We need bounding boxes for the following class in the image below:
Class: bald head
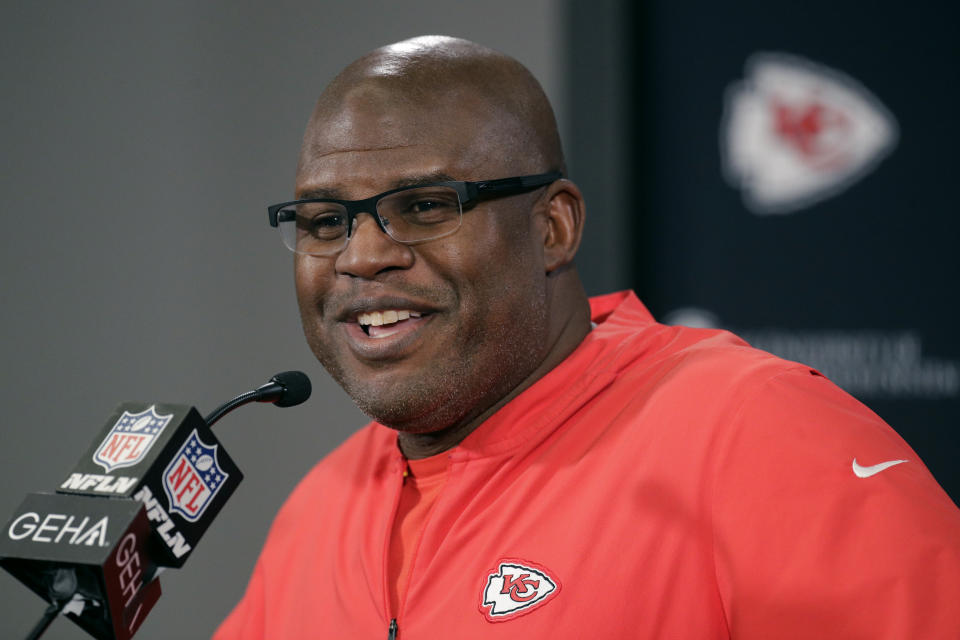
[299,36,565,179]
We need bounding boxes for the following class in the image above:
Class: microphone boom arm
[204,371,311,428]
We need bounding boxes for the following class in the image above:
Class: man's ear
[540,179,586,273]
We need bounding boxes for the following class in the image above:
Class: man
[216,36,960,638]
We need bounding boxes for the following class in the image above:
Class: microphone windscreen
[270,371,312,407]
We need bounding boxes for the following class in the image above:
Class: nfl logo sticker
[162,429,228,522]
[93,405,173,473]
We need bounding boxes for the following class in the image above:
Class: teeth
[358,310,422,326]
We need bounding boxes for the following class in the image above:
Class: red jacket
[216,291,960,639]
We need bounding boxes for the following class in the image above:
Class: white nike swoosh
[852,458,908,478]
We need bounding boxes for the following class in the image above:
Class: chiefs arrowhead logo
[721,52,898,215]
[480,559,561,622]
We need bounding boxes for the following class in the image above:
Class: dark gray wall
[565,0,634,296]
[0,3,574,638]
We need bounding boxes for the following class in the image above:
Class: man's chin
[342,377,477,435]
[355,394,458,433]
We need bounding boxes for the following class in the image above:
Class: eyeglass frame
[267,170,564,254]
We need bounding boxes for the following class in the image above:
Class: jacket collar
[374,291,656,461]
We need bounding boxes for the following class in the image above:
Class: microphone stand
[25,601,64,640]
[24,568,77,640]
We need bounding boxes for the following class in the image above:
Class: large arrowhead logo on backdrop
[721,52,898,215]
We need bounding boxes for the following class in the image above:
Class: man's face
[293,81,550,433]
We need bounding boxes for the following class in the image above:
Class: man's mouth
[357,309,424,338]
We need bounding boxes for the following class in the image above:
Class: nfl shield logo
[162,429,228,522]
[93,405,173,473]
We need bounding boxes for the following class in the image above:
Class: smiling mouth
[357,309,424,338]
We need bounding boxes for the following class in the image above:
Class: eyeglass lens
[276,185,464,255]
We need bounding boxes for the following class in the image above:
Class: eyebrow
[297,171,459,201]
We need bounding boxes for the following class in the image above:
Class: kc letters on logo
[93,405,173,473]
[162,429,228,522]
[480,559,560,622]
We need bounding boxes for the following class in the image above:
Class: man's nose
[334,212,414,279]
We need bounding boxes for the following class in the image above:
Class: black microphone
[257,370,313,407]
[204,370,312,426]
[0,371,312,640]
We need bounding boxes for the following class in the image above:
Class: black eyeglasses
[267,171,562,256]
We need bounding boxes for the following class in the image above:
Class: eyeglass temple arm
[467,171,563,204]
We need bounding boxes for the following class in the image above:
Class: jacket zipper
[383,460,406,637]
[385,453,454,639]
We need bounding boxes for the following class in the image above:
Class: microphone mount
[6,370,312,640]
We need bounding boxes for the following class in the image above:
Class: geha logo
[8,512,109,547]
[721,52,898,215]
[93,405,173,473]
[480,559,560,622]
[114,532,147,627]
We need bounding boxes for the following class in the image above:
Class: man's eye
[312,213,344,228]
[409,199,443,213]
[297,211,346,239]
[401,195,458,215]
[400,200,458,225]
[379,187,460,229]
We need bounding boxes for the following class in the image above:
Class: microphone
[256,370,313,407]
[0,371,312,640]
[204,370,312,426]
